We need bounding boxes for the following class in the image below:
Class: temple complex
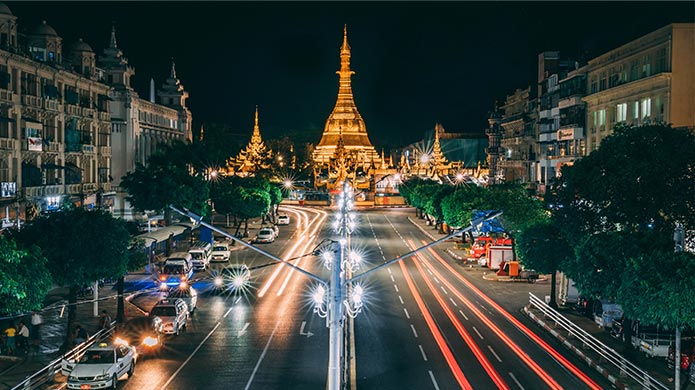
[229,106,273,175]
[313,26,381,190]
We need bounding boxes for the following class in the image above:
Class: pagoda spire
[170,58,177,79]
[110,22,117,49]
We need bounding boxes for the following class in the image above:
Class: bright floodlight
[352,284,364,305]
[213,276,223,287]
[348,251,362,265]
[232,275,246,288]
[312,285,326,306]
[455,172,464,182]
[210,170,218,178]
[420,154,430,163]
[283,179,292,189]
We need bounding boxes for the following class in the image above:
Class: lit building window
[617,103,627,122]
[598,109,606,126]
[633,101,640,119]
[641,98,651,118]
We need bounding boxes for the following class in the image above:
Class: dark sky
[7,1,695,149]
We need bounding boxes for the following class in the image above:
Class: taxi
[63,341,137,389]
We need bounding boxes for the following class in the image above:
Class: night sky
[7,2,695,149]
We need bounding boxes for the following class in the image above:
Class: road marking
[410,324,418,338]
[440,286,448,295]
[299,321,314,337]
[459,310,468,320]
[160,322,221,389]
[418,344,428,361]
[245,308,283,390]
[449,297,458,307]
[433,276,440,284]
[394,284,399,292]
[238,322,250,337]
[403,308,410,319]
[428,370,440,390]
[509,372,525,390]
[390,274,395,282]
[398,295,404,305]
[487,345,502,362]
[223,306,234,318]
[472,326,484,339]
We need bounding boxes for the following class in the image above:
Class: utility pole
[674,222,684,390]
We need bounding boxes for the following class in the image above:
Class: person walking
[3,322,17,355]
[99,310,112,330]
[73,325,88,345]
[30,311,43,354]
[17,321,29,353]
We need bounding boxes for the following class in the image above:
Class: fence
[527,292,669,390]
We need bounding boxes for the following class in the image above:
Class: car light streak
[407,241,509,390]
[397,260,473,390]
[423,242,603,390]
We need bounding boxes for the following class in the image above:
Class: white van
[211,242,231,262]
[188,242,212,271]
[149,298,188,336]
[160,252,194,287]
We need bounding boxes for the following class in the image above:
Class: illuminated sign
[27,137,42,151]
[1,182,16,197]
[557,128,575,141]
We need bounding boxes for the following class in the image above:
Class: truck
[468,235,512,264]
[486,244,514,270]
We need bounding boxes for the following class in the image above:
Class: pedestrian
[73,325,88,345]
[3,322,16,355]
[99,310,112,330]
[17,321,29,353]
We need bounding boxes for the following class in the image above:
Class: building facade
[583,23,695,152]
[0,4,113,224]
[499,87,538,184]
[99,27,192,220]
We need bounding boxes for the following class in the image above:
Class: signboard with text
[556,128,575,141]
[1,182,16,197]
[27,137,42,151]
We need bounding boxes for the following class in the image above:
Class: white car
[277,215,290,225]
[166,286,198,314]
[148,298,188,335]
[211,242,231,262]
[63,342,137,389]
[256,228,275,243]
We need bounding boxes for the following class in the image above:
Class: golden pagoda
[229,105,273,175]
[313,25,380,167]
[431,123,448,176]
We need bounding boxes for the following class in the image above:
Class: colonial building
[100,26,192,219]
[313,26,380,190]
[499,87,538,183]
[0,4,113,225]
[228,106,273,175]
[583,23,695,152]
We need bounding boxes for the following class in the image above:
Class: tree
[211,176,271,237]
[424,185,455,233]
[121,142,211,227]
[14,208,131,349]
[515,221,571,308]
[0,236,52,315]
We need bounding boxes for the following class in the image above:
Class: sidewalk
[405,212,678,390]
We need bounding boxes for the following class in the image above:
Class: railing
[65,104,80,116]
[10,324,115,390]
[98,111,110,121]
[44,98,60,111]
[0,137,15,150]
[81,144,95,154]
[99,146,111,156]
[83,183,97,192]
[66,184,81,194]
[21,95,42,108]
[45,142,62,153]
[527,293,669,390]
[23,185,62,197]
[0,88,14,102]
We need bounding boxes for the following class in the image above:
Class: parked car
[62,341,137,389]
[592,299,623,329]
[256,228,275,243]
[277,215,290,225]
[166,286,198,314]
[211,242,231,262]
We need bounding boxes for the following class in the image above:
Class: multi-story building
[0,4,113,224]
[583,23,695,152]
[499,87,538,183]
[99,26,192,220]
[535,51,585,193]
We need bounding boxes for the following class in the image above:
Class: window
[641,98,651,118]
[630,60,640,81]
[590,76,598,94]
[598,109,606,126]
[633,101,640,119]
[592,111,597,127]
[599,72,607,90]
[656,48,667,73]
[616,103,627,122]
[642,55,651,78]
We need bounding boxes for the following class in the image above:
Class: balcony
[44,142,63,153]
[66,184,81,194]
[558,96,583,109]
[21,95,42,108]
[44,99,60,111]
[81,144,95,154]
[24,184,62,198]
[65,104,80,116]
[82,107,95,118]
[98,112,110,121]
[0,89,14,102]
[0,137,15,150]
[83,183,98,192]
[99,146,111,156]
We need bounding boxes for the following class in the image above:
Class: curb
[523,306,630,390]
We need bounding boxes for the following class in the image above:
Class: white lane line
[394,284,399,292]
[160,322,221,389]
[403,308,410,319]
[440,286,448,295]
[238,322,250,337]
[388,267,392,274]
[223,306,234,318]
[398,295,404,305]
[509,372,525,390]
[418,344,428,361]
[433,276,440,284]
[472,326,484,340]
[390,274,395,282]
[428,370,440,390]
[458,310,469,320]
[244,311,284,390]
[410,324,418,338]
[427,268,434,276]
[449,297,458,307]
[487,345,502,362]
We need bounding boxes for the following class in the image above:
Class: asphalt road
[110,206,616,390]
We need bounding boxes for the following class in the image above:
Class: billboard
[1,182,16,197]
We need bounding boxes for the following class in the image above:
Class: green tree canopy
[0,236,52,315]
